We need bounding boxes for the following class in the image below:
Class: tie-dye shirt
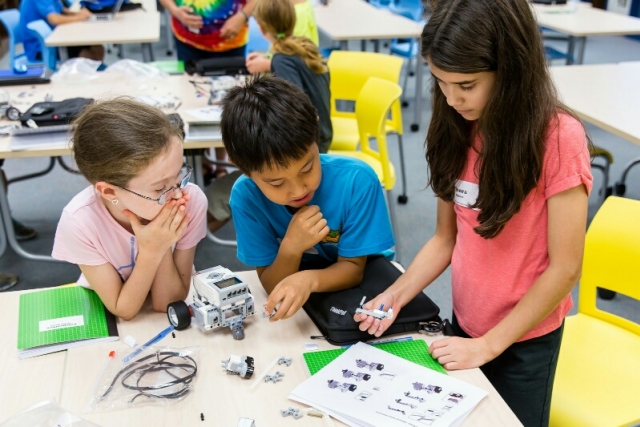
[172,0,248,52]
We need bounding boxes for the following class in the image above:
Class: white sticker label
[454,180,480,210]
[39,315,84,332]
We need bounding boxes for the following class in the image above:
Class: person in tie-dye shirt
[160,0,257,61]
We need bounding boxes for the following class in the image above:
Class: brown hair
[72,98,183,187]
[254,0,327,74]
[422,0,589,238]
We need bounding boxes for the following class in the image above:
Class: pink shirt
[52,183,208,288]
[451,113,593,341]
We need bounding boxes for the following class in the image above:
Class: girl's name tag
[454,180,480,210]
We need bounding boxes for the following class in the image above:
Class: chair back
[356,77,402,190]
[388,0,424,21]
[327,51,404,133]
[580,196,640,335]
[26,20,57,71]
[0,9,24,70]
[247,17,271,53]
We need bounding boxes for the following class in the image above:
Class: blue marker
[122,324,175,363]
[379,304,384,310]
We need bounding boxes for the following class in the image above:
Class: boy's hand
[246,53,271,74]
[76,8,92,20]
[263,270,316,321]
[123,199,190,256]
[174,6,203,28]
[354,292,399,337]
[282,205,330,255]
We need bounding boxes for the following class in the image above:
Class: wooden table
[533,3,640,64]
[551,61,640,146]
[0,74,224,261]
[314,0,426,131]
[0,271,523,426]
[46,0,161,62]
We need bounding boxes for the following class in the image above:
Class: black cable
[99,351,198,404]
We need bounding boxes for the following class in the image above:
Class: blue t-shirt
[19,0,62,62]
[230,155,396,267]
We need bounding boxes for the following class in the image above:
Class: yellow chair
[550,196,640,427]
[327,51,410,204]
[329,77,403,262]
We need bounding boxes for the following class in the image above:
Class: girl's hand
[353,292,399,337]
[246,53,271,74]
[220,12,245,38]
[173,6,203,28]
[263,270,314,321]
[429,336,496,370]
[123,200,190,256]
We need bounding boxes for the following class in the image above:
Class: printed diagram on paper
[289,342,487,427]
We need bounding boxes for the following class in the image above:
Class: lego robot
[167,266,255,340]
[413,382,443,393]
[356,359,384,371]
[342,369,371,381]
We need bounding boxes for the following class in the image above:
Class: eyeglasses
[116,164,192,205]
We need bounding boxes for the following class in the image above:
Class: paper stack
[290,342,487,427]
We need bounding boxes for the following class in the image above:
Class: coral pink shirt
[52,183,207,288]
[451,113,593,341]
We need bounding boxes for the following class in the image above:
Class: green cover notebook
[304,339,448,375]
[17,286,119,359]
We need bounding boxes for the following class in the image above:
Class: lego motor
[222,355,255,379]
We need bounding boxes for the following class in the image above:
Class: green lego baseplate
[303,339,447,376]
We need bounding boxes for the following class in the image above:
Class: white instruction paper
[290,342,487,427]
[183,106,222,122]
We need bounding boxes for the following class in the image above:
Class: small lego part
[355,359,384,371]
[394,398,417,409]
[278,357,292,367]
[280,407,303,420]
[355,296,393,320]
[200,413,204,421]
[342,369,371,381]
[327,379,357,392]
[264,371,284,383]
[221,355,255,379]
[413,382,443,393]
[237,418,256,427]
[387,406,405,415]
[404,391,425,403]
[172,332,176,338]
[261,306,277,319]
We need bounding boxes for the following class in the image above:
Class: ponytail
[272,36,327,74]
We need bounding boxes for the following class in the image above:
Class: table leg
[374,40,380,53]
[576,36,587,65]
[58,47,69,62]
[411,37,424,132]
[340,40,348,50]
[566,36,576,65]
[141,43,154,62]
[361,40,366,51]
[185,151,237,247]
[0,164,59,262]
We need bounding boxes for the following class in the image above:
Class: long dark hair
[423,0,585,238]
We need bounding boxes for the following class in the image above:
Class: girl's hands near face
[353,292,399,337]
[429,336,496,371]
[123,199,190,256]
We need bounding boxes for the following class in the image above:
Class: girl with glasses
[52,99,208,320]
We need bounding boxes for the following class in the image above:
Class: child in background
[247,0,331,153]
[207,0,331,233]
[52,100,207,320]
[220,75,395,321]
[355,0,593,426]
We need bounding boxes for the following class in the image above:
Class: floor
[0,20,638,325]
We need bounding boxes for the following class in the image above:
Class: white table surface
[533,3,640,37]
[551,61,640,146]
[1,271,523,426]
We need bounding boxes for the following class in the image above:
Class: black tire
[167,301,192,330]
[348,384,357,392]
[6,107,21,121]
[397,194,408,204]
[597,288,616,300]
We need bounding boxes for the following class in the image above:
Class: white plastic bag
[102,59,168,81]
[51,58,102,83]
[0,400,101,427]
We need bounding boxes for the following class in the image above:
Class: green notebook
[304,340,447,375]
[17,286,118,359]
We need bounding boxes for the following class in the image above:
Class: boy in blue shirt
[221,75,395,321]
[19,0,105,63]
